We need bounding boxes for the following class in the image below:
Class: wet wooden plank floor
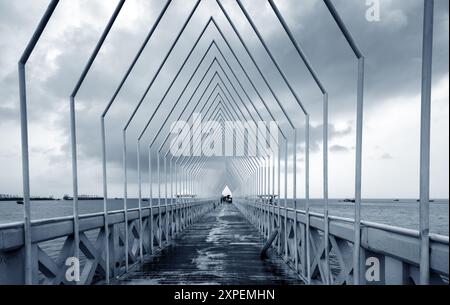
[119,203,302,285]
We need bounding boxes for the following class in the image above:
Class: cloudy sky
[0,0,448,199]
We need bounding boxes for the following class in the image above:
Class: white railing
[0,200,216,285]
[235,199,449,285]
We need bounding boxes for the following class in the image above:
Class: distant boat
[342,199,356,203]
[63,195,103,201]
[16,200,24,205]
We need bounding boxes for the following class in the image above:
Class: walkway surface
[120,203,302,285]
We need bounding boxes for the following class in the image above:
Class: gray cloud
[380,153,394,160]
[0,0,448,198]
[330,144,350,153]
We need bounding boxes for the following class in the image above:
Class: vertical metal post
[305,115,311,283]
[170,159,174,237]
[261,163,264,234]
[323,92,330,285]
[101,118,110,280]
[269,156,272,237]
[165,157,169,242]
[277,142,281,253]
[293,128,298,271]
[123,131,129,272]
[192,173,195,219]
[182,168,186,230]
[188,171,191,225]
[284,139,288,259]
[257,167,261,231]
[157,152,162,245]
[183,169,186,228]
[175,162,178,234]
[137,141,144,263]
[149,149,153,255]
[257,165,259,222]
[186,171,189,226]
[179,165,182,228]
[185,169,188,227]
[265,157,269,237]
[353,57,365,285]
[419,0,434,285]
[69,96,81,274]
[253,171,256,203]
[180,166,183,229]
[18,63,33,285]
[267,157,270,238]
[262,159,266,235]
[272,152,275,238]
[174,163,178,232]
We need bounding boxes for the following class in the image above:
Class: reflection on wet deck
[119,204,302,285]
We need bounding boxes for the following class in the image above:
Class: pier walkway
[118,204,301,285]
[4,0,447,286]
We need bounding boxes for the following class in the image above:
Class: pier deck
[119,204,302,285]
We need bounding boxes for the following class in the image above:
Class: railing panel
[235,200,449,285]
[0,200,216,285]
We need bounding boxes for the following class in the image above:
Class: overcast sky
[0,0,448,199]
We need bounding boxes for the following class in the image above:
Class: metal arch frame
[174,109,266,210]
[140,43,260,230]
[169,100,262,200]
[69,0,125,285]
[215,0,310,271]
[153,67,224,225]
[149,24,295,250]
[134,16,294,234]
[171,94,270,202]
[18,0,60,285]
[148,15,298,151]
[178,109,261,194]
[14,0,437,286]
[157,87,226,242]
[100,0,172,274]
[123,0,201,131]
[165,78,224,198]
[228,160,259,195]
[234,0,307,116]
[161,74,223,205]
[144,13,295,161]
[147,63,223,247]
[215,1,304,125]
[121,0,201,266]
[322,0,365,285]
[145,52,285,221]
[159,65,282,238]
[267,0,330,284]
[161,93,227,243]
[171,93,273,193]
[178,109,227,196]
[156,50,286,164]
[137,18,220,142]
[170,91,274,241]
[172,94,268,176]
